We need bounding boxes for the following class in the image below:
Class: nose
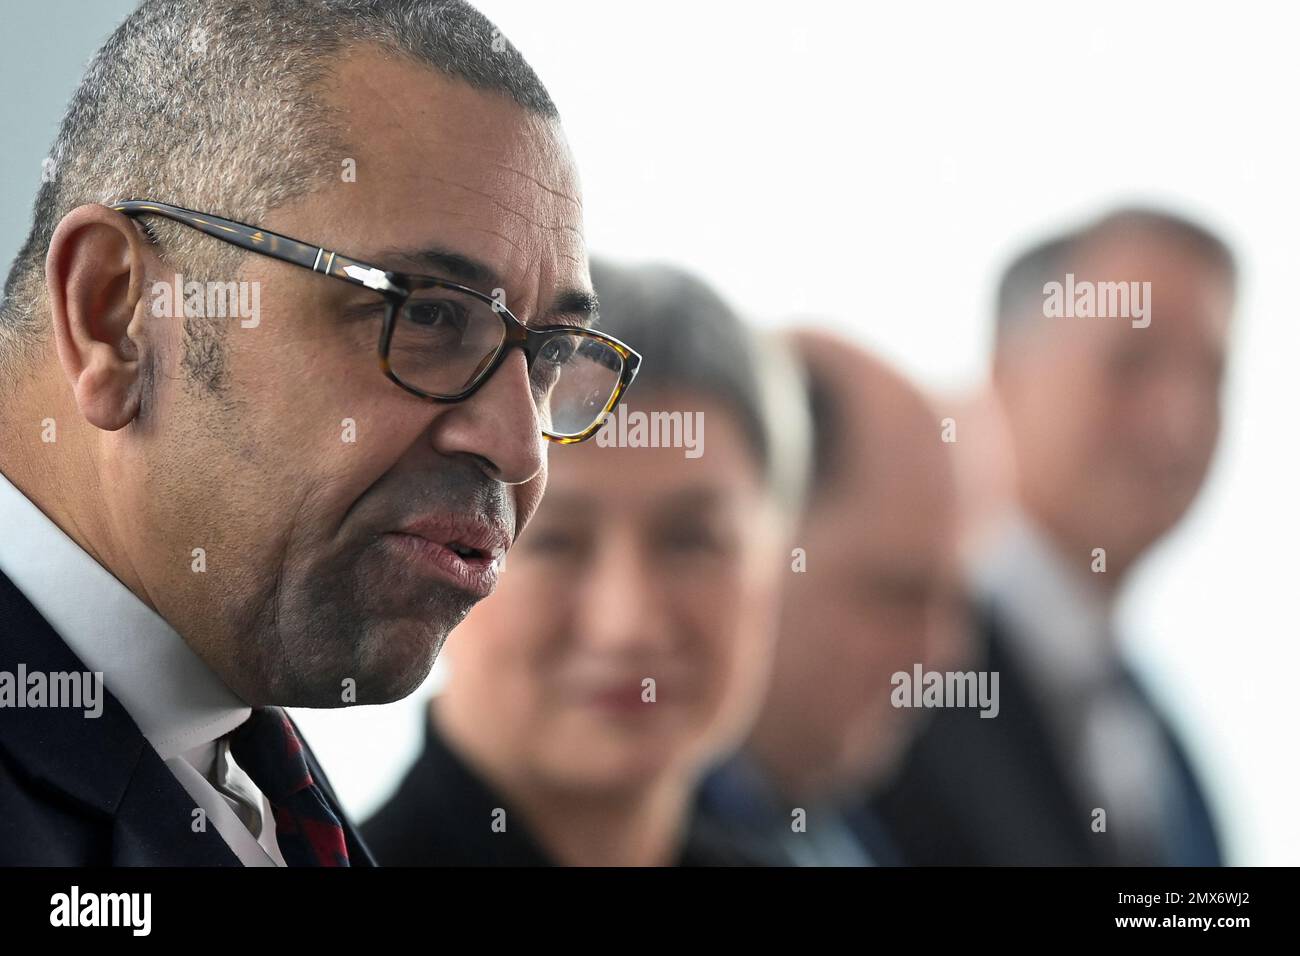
[574,531,673,655]
[428,347,545,484]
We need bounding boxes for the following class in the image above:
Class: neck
[0,375,146,606]
[523,773,691,867]
[1023,503,1129,601]
[433,698,693,866]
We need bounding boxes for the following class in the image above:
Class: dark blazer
[362,709,762,866]
[870,612,1223,866]
[0,569,373,866]
[694,755,902,867]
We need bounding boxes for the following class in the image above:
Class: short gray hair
[589,257,811,512]
[1,0,556,386]
[994,206,1237,348]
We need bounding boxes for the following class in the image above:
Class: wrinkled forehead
[311,49,588,309]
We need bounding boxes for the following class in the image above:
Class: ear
[46,204,153,431]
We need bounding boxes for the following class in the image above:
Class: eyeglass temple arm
[112,200,643,402]
[110,200,404,296]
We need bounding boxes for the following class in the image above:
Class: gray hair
[589,257,811,513]
[994,206,1237,348]
[1,0,556,386]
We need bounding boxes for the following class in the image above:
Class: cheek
[1174,399,1221,468]
[784,599,891,698]
[775,576,837,665]
[857,618,925,710]
[1013,360,1104,458]
[866,605,928,654]
[224,327,419,478]
[684,560,781,718]
[1192,423,1220,476]
[1008,389,1071,467]
[822,609,885,686]
[512,470,548,533]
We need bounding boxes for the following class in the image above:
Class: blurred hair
[786,329,942,502]
[802,360,845,492]
[589,258,811,513]
[994,206,1237,348]
[0,0,555,390]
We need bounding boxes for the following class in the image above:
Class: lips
[589,680,654,714]
[383,514,510,599]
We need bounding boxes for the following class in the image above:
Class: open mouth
[382,515,510,600]
[383,533,501,599]
[446,540,486,561]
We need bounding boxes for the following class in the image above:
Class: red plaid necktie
[227,707,351,867]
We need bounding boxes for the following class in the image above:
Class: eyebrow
[377,245,600,327]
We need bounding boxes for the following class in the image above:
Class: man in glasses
[0,0,635,866]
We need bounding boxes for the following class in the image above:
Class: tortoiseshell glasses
[111,200,641,443]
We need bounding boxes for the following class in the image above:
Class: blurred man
[696,329,969,866]
[874,208,1234,865]
[0,0,639,866]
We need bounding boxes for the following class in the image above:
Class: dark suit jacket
[362,709,762,866]
[870,611,1223,866]
[0,569,374,866]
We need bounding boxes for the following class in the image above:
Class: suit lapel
[0,569,241,866]
[1116,664,1224,866]
[976,623,1102,862]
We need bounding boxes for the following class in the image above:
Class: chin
[572,755,678,792]
[557,732,688,790]
[355,618,451,704]
[271,618,443,708]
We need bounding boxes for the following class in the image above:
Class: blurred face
[438,392,785,793]
[997,232,1233,575]
[765,411,966,795]
[57,50,589,706]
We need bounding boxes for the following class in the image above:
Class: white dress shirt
[0,469,285,866]
[973,510,1181,862]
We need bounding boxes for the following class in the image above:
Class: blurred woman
[362,258,808,865]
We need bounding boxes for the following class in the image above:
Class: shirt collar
[0,469,250,760]
[972,508,1117,693]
